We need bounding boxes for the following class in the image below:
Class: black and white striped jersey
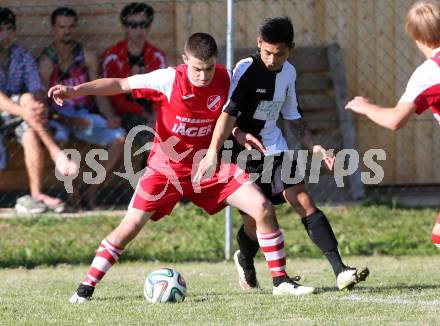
[223,54,302,156]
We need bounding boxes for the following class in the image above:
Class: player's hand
[233,128,266,153]
[193,150,217,184]
[48,84,74,106]
[313,145,335,171]
[345,96,369,115]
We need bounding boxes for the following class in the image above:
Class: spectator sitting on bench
[100,2,166,144]
[39,7,126,209]
[0,7,78,214]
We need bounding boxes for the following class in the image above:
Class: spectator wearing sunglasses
[100,2,167,142]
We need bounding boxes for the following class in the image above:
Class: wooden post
[327,43,365,199]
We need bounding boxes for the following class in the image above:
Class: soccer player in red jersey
[48,33,315,303]
[346,1,440,254]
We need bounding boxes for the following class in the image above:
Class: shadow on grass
[314,283,440,294]
[94,294,144,302]
[355,284,440,292]
[93,289,271,303]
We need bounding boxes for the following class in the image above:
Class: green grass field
[1,204,440,324]
[0,204,438,268]
[1,256,439,325]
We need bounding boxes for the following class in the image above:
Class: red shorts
[130,162,248,221]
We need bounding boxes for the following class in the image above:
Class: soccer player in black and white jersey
[196,17,369,291]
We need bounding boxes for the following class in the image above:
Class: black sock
[236,224,259,265]
[302,209,346,276]
[272,275,288,286]
[324,250,346,276]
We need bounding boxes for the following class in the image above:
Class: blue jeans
[51,108,126,146]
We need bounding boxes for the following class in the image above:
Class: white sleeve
[128,67,176,102]
[281,67,302,120]
[399,60,438,103]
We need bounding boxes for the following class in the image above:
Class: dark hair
[51,7,78,26]
[184,33,218,60]
[0,7,16,27]
[120,2,154,27]
[259,16,294,46]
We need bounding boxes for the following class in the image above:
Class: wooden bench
[0,139,135,202]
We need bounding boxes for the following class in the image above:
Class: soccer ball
[144,268,187,303]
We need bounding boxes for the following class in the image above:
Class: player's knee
[285,187,316,216]
[254,199,275,224]
[296,192,316,210]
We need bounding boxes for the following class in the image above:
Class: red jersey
[101,40,167,116]
[128,64,230,174]
[400,48,440,124]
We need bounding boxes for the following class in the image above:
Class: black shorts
[242,152,304,205]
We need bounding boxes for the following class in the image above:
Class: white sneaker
[273,277,315,296]
[233,250,260,290]
[337,267,370,290]
[15,195,46,214]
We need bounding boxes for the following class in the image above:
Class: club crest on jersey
[207,95,221,111]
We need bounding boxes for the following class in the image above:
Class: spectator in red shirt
[100,2,166,141]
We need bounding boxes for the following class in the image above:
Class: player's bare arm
[288,118,335,171]
[209,112,237,153]
[346,96,415,131]
[287,118,313,151]
[48,78,131,106]
[194,112,237,183]
[232,126,266,153]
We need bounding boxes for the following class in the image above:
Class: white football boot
[337,267,370,290]
[273,276,315,296]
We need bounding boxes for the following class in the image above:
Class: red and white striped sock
[82,239,124,287]
[431,213,440,249]
[257,229,287,278]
